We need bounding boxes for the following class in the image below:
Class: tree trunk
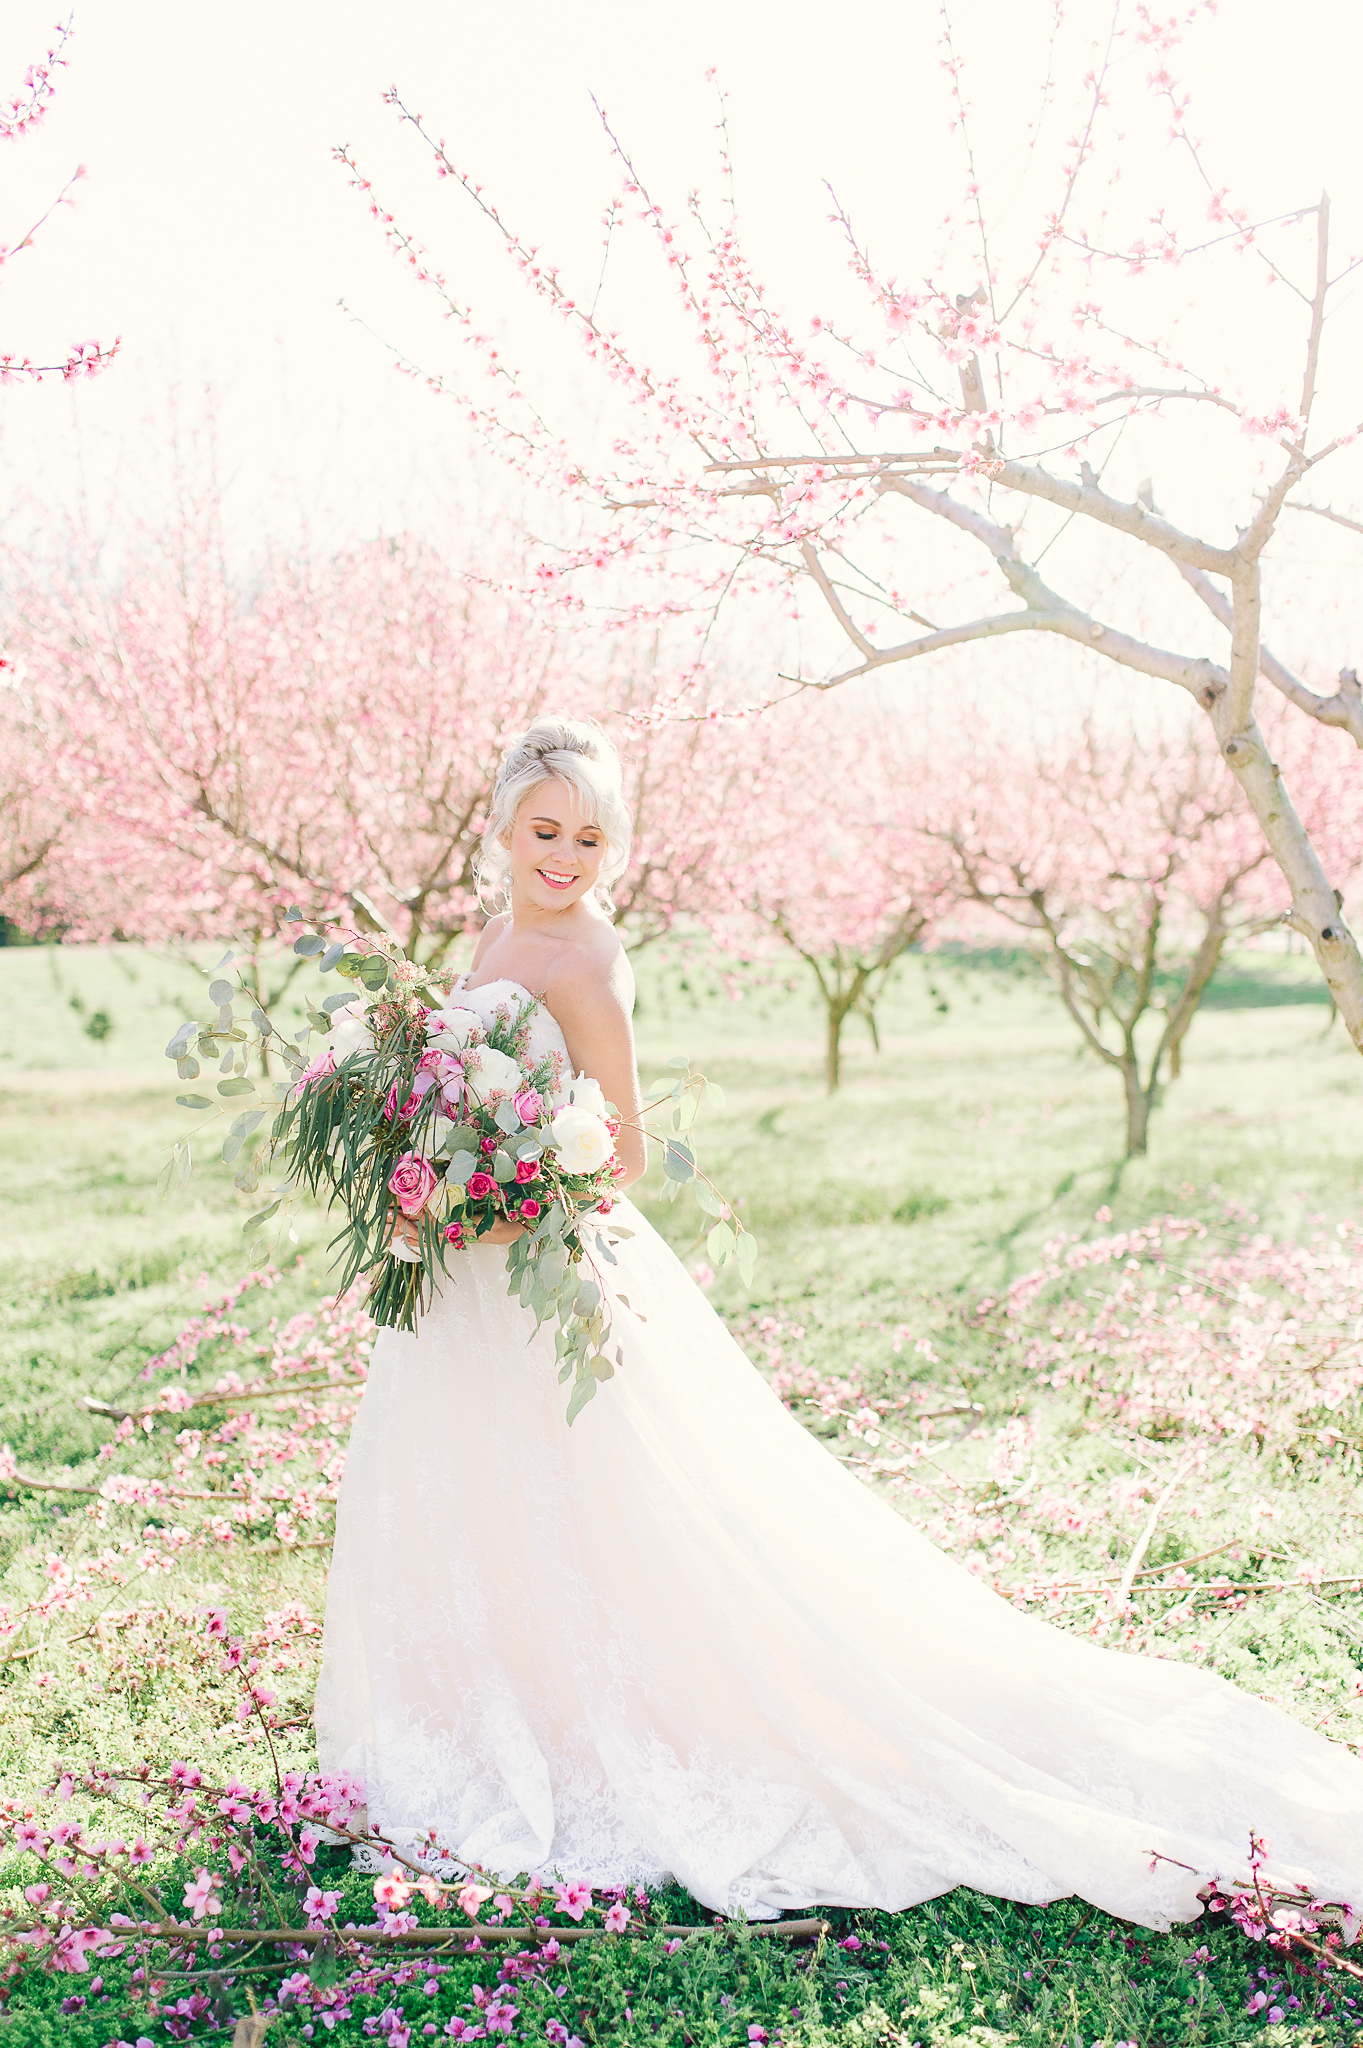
[1211,695,1363,1049]
[1123,1063,1151,1157]
[826,1001,849,1092]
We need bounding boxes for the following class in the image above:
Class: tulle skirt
[315,1201,1363,1926]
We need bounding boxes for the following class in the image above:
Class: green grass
[1,935,1361,2043]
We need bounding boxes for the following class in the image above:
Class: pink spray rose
[466,1171,495,1200]
[512,1087,545,1125]
[388,1153,439,1217]
[514,1157,541,1184]
[519,1198,542,1221]
[444,1221,466,1248]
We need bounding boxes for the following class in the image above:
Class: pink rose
[396,1091,423,1121]
[479,1136,497,1155]
[466,1171,494,1200]
[383,1081,401,1121]
[519,1198,541,1220]
[512,1087,544,1125]
[444,1222,466,1248]
[514,1157,541,1184]
[297,1047,336,1090]
[388,1152,438,1217]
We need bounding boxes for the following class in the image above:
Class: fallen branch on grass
[12,1915,832,1952]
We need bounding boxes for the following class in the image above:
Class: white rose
[426,1005,480,1052]
[465,1044,524,1104]
[327,1001,374,1062]
[550,1103,615,1176]
[564,1072,608,1119]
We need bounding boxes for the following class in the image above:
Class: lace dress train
[315,983,1363,1928]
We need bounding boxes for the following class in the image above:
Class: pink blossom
[554,1880,592,1922]
[375,1872,415,1909]
[182,1868,222,1921]
[603,1901,630,1933]
[304,1885,341,1924]
[388,1153,439,1217]
[456,1882,492,1919]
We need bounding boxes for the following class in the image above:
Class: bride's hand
[389,1209,525,1252]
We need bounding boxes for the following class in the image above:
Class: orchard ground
[2,934,1362,2045]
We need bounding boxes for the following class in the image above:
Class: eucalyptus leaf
[208,978,235,1006]
[360,957,389,991]
[218,1077,257,1098]
[229,1110,265,1137]
[176,1055,201,1080]
[244,1200,281,1234]
[666,1055,689,1071]
[156,1158,175,1201]
[574,1282,601,1316]
[165,1022,196,1057]
[211,949,235,971]
[285,905,304,923]
[176,1094,213,1110]
[176,1143,193,1184]
[591,1355,615,1382]
[493,1150,515,1183]
[704,1080,726,1109]
[662,1140,695,1183]
[566,1374,597,1425]
[222,1135,244,1164]
[445,1150,478,1185]
[516,1140,544,1162]
[197,1037,220,1060]
[321,991,354,1013]
[707,1220,735,1263]
[693,1181,724,1218]
[319,943,346,973]
[494,1100,521,1135]
[293,933,326,957]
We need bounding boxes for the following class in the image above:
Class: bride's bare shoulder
[469,913,511,970]
[545,920,633,1021]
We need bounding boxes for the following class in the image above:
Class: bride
[316,715,1363,1930]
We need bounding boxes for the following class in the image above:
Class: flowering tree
[0,666,61,915]
[2,16,118,385]
[6,486,742,983]
[611,708,752,954]
[9,511,586,980]
[923,714,1363,1154]
[717,697,952,1090]
[342,4,1363,1056]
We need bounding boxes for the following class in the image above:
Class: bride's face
[507,778,608,910]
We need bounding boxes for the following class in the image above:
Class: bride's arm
[546,948,648,1191]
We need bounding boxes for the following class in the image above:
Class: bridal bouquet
[161,916,755,1422]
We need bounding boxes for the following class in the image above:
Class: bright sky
[4,0,1362,539]
[4,0,1363,746]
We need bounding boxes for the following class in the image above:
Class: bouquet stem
[364,1256,428,1333]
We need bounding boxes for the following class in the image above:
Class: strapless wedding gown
[316,979,1363,1928]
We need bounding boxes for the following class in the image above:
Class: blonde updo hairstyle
[476,715,632,912]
